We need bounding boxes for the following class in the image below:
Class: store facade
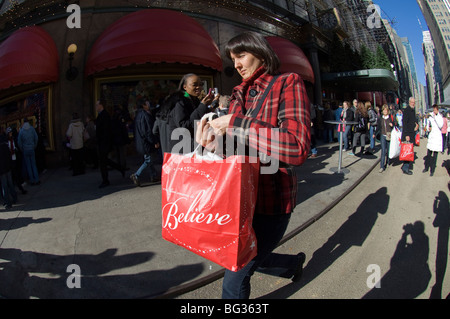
[0,2,316,165]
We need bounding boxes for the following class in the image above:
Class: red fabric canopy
[357,92,385,106]
[266,36,315,84]
[86,9,222,75]
[0,26,59,90]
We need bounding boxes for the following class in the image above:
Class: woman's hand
[196,114,232,151]
[201,90,215,106]
[209,114,233,136]
[196,117,217,151]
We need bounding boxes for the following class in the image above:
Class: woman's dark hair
[357,102,368,117]
[178,73,197,91]
[157,91,185,120]
[225,31,280,75]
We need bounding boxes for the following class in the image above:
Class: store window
[0,86,54,150]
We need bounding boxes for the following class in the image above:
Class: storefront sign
[336,70,370,78]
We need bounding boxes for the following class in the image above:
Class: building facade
[0,0,402,164]
[417,0,450,103]
[423,30,444,106]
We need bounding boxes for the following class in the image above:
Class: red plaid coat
[228,67,311,215]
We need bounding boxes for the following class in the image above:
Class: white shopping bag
[389,128,401,159]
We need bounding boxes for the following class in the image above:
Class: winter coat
[96,109,113,153]
[152,115,171,154]
[17,122,38,152]
[354,111,368,133]
[166,92,209,153]
[66,119,84,150]
[427,113,444,152]
[368,108,378,127]
[335,107,343,121]
[134,108,158,155]
[111,112,130,146]
[377,114,394,137]
[401,106,417,142]
[341,107,354,122]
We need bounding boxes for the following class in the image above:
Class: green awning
[322,69,399,92]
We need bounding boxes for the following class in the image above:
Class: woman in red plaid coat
[197,31,311,299]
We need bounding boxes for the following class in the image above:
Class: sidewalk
[0,142,380,299]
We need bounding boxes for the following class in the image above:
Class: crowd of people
[2,87,450,209]
[60,73,233,189]
[0,78,232,210]
[0,118,43,209]
[2,30,450,300]
[310,96,450,176]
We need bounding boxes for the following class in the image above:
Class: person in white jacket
[66,113,86,176]
[423,105,444,176]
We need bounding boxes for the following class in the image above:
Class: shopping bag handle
[189,144,224,161]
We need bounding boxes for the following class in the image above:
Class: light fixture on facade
[66,43,78,81]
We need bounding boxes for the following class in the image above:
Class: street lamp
[66,44,78,81]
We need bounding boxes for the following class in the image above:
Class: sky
[374,0,428,86]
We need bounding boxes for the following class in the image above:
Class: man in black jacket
[96,100,125,188]
[130,100,160,186]
[401,97,419,175]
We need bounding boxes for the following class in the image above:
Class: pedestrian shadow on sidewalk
[429,191,450,299]
[0,247,204,298]
[363,221,431,299]
[258,187,389,299]
[0,217,52,231]
[16,168,137,212]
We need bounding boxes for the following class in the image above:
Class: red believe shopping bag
[161,152,260,272]
[415,132,420,146]
[399,142,414,162]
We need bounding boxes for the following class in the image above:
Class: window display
[0,86,53,150]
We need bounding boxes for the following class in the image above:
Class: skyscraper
[423,30,444,106]
[417,0,450,103]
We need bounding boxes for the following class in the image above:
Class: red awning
[0,26,59,90]
[357,92,385,106]
[85,9,222,75]
[266,36,315,84]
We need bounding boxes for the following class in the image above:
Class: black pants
[11,159,25,191]
[424,149,438,174]
[71,148,85,175]
[85,147,98,168]
[98,148,123,183]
